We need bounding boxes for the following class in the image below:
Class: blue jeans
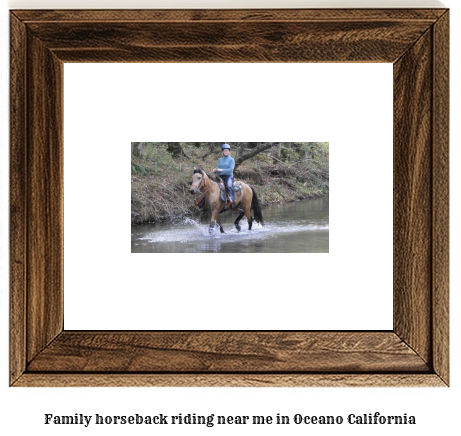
[221,175,235,202]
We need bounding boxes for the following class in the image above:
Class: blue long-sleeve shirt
[217,155,235,176]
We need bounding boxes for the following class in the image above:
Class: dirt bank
[131,161,328,225]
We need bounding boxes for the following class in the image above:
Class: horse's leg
[234,211,244,231]
[244,186,254,230]
[244,204,253,230]
[209,209,220,234]
[217,218,225,233]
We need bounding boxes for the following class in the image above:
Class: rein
[194,173,213,200]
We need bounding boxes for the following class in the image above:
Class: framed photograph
[129,140,329,254]
[10,9,449,386]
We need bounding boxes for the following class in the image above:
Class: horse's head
[190,169,205,194]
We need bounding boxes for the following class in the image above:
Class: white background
[1,1,459,436]
[63,63,392,331]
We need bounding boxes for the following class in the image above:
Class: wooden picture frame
[10,9,449,387]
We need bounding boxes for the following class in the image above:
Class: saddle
[218,181,242,203]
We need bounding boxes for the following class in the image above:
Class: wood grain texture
[432,11,449,385]
[12,9,447,23]
[13,374,446,388]
[26,34,64,362]
[27,332,429,373]
[393,29,433,364]
[27,21,432,63]
[9,9,449,387]
[9,13,27,385]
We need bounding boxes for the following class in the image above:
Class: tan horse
[190,169,264,234]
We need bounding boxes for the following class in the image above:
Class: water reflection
[131,196,329,253]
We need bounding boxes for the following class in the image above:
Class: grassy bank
[131,143,328,225]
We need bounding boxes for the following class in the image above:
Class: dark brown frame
[10,9,449,387]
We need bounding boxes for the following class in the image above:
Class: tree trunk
[131,142,144,157]
[234,142,278,170]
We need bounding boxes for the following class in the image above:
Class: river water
[131,196,329,253]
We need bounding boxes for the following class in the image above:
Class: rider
[214,143,235,208]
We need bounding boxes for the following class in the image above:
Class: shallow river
[131,196,329,253]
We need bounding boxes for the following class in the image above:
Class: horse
[190,169,264,234]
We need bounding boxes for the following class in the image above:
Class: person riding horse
[214,143,235,208]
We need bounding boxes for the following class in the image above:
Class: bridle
[191,175,205,191]
[192,172,212,199]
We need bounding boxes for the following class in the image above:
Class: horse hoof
[235,225,241,232]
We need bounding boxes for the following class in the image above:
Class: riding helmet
[221,143,231,150]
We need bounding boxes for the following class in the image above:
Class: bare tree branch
[199,148,220,159]
[266,153,289,166]
[234,142,278,170]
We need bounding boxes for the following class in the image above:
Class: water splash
[138,219,328,244]
[183,217,202,229]
[132,197,329,253]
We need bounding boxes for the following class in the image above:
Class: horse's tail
[250,186,264,226]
